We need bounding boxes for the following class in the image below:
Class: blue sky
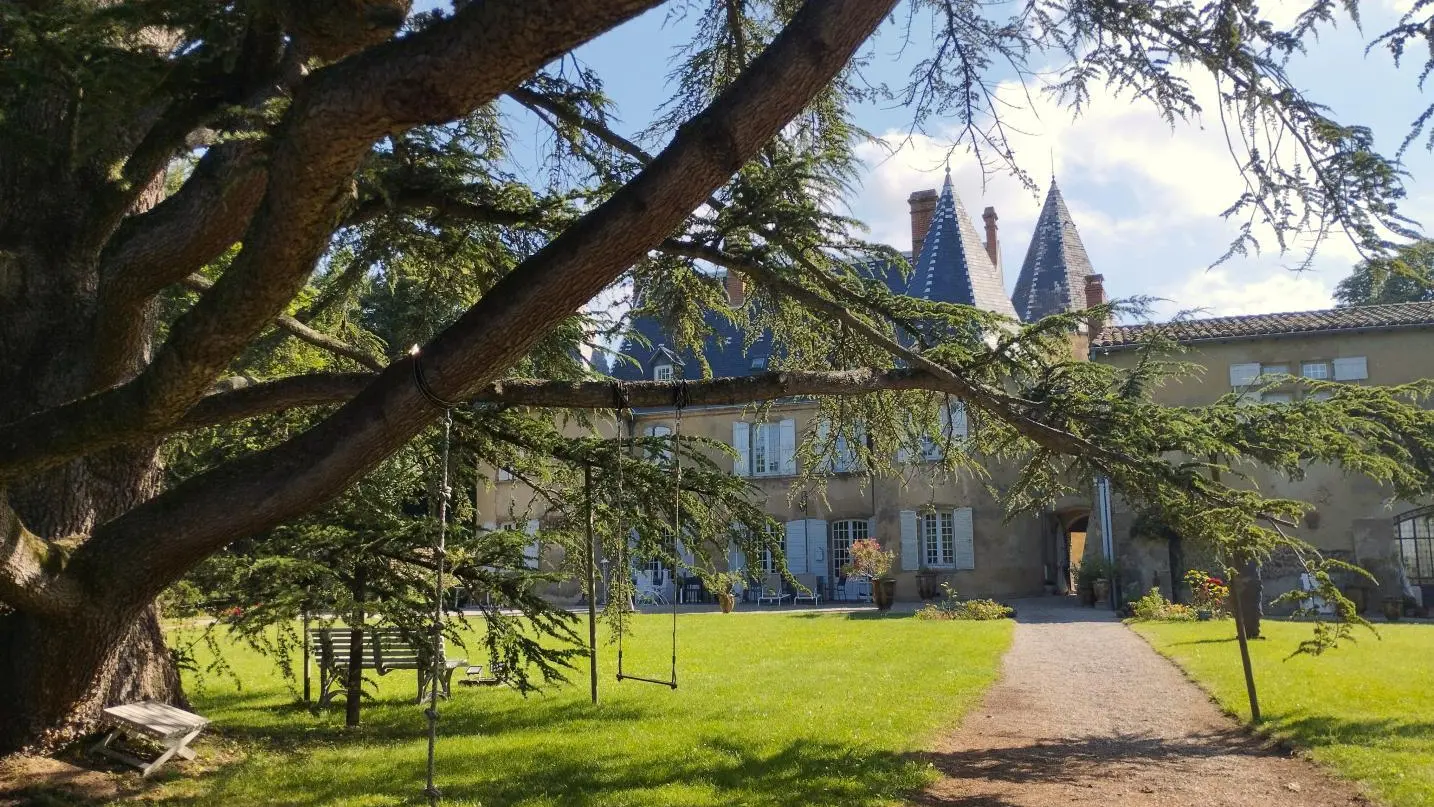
[452,1,1434,319]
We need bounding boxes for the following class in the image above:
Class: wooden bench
[309,627,465,705]
[90,701,208,778]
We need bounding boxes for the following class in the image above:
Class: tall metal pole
[585,463,600,705]
[424,409,453,806]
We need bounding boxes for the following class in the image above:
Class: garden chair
[792,573,823,605]
[756,573,791,605]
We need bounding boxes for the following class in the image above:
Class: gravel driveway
[916,598,1372,807]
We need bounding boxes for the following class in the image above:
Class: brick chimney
[908,189,938,257]
[982,205,1000,271]
[726,267,745,306]
[1084,274,1106,334]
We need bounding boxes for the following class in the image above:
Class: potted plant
[1073,561,1096,606]
[847,538,896,611]
[915,569,941,600]
[709,571,743,613]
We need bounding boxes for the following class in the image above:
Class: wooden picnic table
[90,701,208,778]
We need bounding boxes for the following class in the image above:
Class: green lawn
[1132,620,1434,807]
[135,612,1011,806]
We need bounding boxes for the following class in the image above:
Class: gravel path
[916,598,1372,807]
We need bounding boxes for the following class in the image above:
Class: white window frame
[644,424,672,463]
[921,511,956,569]
[751,422,781,476]
[1300,361,1330,380]
[653,364,673,381]
[830,518,869,577]
[1229,362,1260,388]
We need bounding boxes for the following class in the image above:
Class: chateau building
[477,172,1434,613]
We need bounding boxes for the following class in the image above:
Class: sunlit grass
[131,611,1012,806]
[1133,620,1434,807]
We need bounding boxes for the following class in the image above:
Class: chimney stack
[726,268,745,306]
[908,189,938,257]
[982,205,1001,272]
[1084,274,1107,334]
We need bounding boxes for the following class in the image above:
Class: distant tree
[1335,240,1434,306]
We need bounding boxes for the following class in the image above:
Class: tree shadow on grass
[1267,711,1434,751]
[136,734,927,807]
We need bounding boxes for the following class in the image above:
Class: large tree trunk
[0,238,183,754]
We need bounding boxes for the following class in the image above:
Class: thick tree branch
[180,368,965,432]
[68,0,901,602]
[180,275,386,372]
[0,495,83,616]
[0,0,664,481]
[657,239,1138,468]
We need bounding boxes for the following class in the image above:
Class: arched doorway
[1051,509,1090,594]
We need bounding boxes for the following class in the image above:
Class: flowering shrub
[914,583,1014,620]
[1183,569,1229,612]
[1129,588,1196,622]
[845,538,893,579]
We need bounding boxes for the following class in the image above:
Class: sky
[415,0,1434,322]
[442,0,1434,321]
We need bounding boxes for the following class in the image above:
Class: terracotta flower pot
[1092,578,1110,606]
[916,571,940,600]
[717,592,735,613]
[873,578,897,611]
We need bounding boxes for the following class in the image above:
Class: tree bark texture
[0,0,899,754]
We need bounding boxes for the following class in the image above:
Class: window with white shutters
[919,402,968,461]
[742,419,795,477]
[1300,361,1330,380]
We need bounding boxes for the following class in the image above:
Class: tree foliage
[4,0,1434,753]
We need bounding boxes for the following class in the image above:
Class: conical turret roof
[909,172,1018,318]
[1011,179,1095,321]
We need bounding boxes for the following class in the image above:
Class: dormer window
[654,364,673,381]
[750,356,768,371]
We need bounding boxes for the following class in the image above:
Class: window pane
[1301,362,1329,379]
[1261,391,1294,404]
[1261,364,1289,378]
[940,512,955,566]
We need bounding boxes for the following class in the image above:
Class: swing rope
[614,380,684,690]
[413,348,453,806]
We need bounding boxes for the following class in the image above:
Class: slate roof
[1091,302,1434,350]
[614,173,1020,383]
[910,172,1019,318]
[1010,179,1094,322]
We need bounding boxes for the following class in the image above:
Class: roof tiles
[1092,302,1434,349]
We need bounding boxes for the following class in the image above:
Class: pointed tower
[908,171,1019,318]
[1011,179,1095,322]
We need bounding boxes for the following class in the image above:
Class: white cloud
[844,59,1404,320]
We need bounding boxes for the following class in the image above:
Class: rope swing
[411,346,456,806]
[614,380,684,690]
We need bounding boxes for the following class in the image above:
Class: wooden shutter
[784,520,809,574]
[732,421,751,476]
[1332,356,1368,381]
[900,510,920,571]
[953,507,975,570]
[779,418,797,475]
[523,520,541,569]
[807,519,828,576]
[1229,363,1260,387]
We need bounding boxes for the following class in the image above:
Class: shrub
[1183,569,1229,613]
[1129,588,1197,622]
[914,583,1014,620]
